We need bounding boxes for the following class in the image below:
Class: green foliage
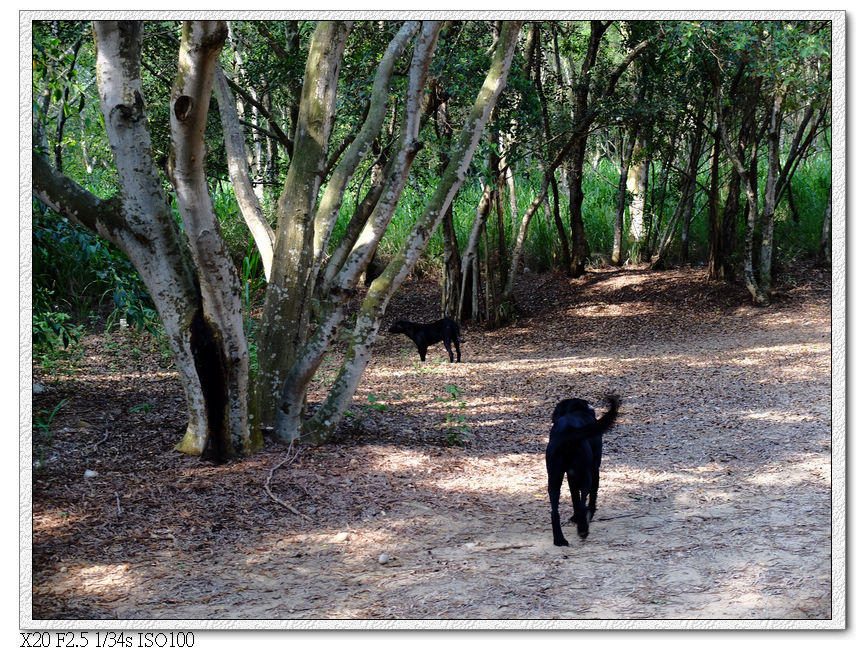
[365,393,392,412]
[33,286,84,351]
[436,384,471,446]
[32,19,831,377]
[33,397,70,466]
[33,209,159,351]
[774,155,831,264]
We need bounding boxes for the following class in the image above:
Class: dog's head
[388,320,409,335]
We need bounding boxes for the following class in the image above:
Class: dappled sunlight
[700,557,830,619]
[32,261,832,619]
[73,563,135,594]
[33,509,88,534]
[39,562,136,600]
[743,409,828,424]
[568,302,661,318]
[746,453,830,488]
[50,369,179,385]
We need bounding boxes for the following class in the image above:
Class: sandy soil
[30,267,833,622]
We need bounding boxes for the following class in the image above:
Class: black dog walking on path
[546,394,620,546]
[388,317,464,363]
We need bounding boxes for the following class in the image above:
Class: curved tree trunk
[213,67,275,281]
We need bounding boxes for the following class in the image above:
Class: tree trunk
[716,77,765,304]
[167,21,253,461]
[459,184,493,322]
[271,22,443,442]
[213,67,275,280]
[627,131,651,264]
[441,204,463,318]
[35,21,261,462]
[612,127,637,266]
[257,21,352,429]
[566,142,591,277]
[818,184,831,266]
[756,91,783,300]
[301,21,522,445]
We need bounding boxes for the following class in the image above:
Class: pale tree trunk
[627,132,651,264]
[167,21,253,461]
[256,21,352,428]
[505,162,519,242]
[35,21,260,462]
[302,21,522,446]
[226,23,266,204]
[213,68,275,280]
[612,127,637,265]
[313,21,420,287]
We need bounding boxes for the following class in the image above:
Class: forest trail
[31,267,833,622]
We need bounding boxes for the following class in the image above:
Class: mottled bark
[168,21,253,460]
[257,21,352,429]
[612,128,637,265]
[626,132,651,264]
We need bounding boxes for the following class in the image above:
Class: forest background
[16,5,852,632]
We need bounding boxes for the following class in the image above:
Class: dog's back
[549,395,619,444]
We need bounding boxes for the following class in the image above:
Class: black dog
[546,394,620,546]
[388,317,464,363]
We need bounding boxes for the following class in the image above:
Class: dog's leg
[443,337,455,363]
[454,337,461,362]
[416,344,427,361]
[547,468,569,546]
[566,469,591,538]
[587,439,602,519]
[588,464,600,520]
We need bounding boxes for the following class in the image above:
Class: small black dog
[388,317,464,363]
[546,394,620,546]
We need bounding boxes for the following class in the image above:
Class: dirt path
[30,267,833,621]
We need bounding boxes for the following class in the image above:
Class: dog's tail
[555,394,620,440]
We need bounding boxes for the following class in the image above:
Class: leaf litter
[31,266,832,620]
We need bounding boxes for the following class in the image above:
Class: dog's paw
[554,538,569,546]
